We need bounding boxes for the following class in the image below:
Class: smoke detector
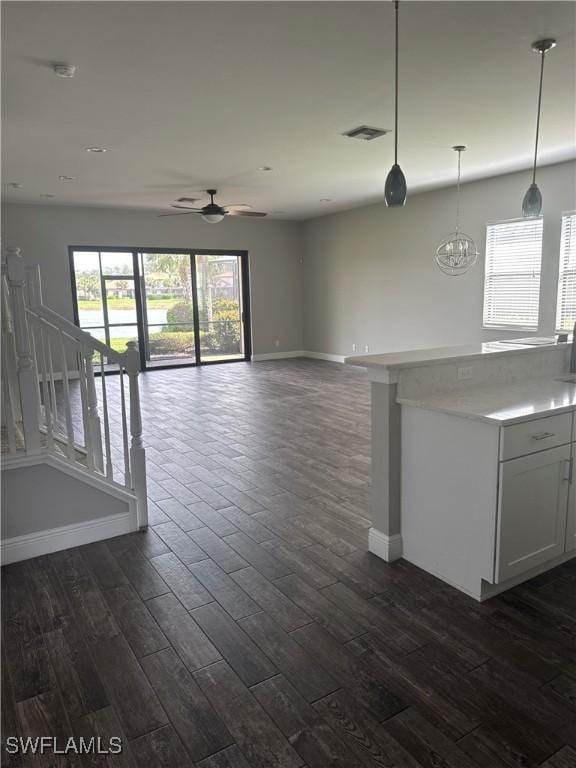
[53,62,77,78]
[343,126,390,141]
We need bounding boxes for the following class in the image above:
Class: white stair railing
[2,247,148,529]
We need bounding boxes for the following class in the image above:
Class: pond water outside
[79,308,168,337]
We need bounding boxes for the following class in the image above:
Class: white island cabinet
[347,339,576,601]
[401,406,576,601]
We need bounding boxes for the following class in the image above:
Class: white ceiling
[2,1,575,219]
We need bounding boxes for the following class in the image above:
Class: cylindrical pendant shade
[385,164,407,207]
[522,182,542,218]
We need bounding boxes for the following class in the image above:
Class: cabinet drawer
[501,413,573,461]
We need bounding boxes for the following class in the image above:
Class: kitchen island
[347,339,576,600]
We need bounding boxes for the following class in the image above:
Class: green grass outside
[107,331,193,354]
[78,296,182,311]
[104,330,240,359]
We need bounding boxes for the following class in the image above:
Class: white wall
[3,162,575,362]
[1,462,130,539]
[302,161,576,357]
[1,203,304,356]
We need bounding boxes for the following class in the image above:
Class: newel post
[125,341,148,529]
[5,246,41,454]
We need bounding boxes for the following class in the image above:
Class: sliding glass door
[196,253,245,361]
[70,247,251,368]
[139,252,197,367]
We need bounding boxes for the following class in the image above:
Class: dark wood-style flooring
[2,359,576,767]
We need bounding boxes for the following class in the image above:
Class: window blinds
[482,218,543,330]
[555,212,576,332]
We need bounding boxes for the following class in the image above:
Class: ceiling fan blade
[222,203,251,210]
[171,204,203,210]
[228,210,267,217]
[157,210,201,217]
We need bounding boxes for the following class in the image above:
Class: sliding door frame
[68,245,252,370]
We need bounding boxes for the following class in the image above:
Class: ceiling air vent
[343,126,390,141]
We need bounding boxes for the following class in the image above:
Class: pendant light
[435,146,479,276]
[384,0,407,207]
[522,38,556,217]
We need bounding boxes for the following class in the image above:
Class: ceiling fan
[158,189,267,223]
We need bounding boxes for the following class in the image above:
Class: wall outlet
[275,339,280,348]
[352,343,356,352]
[457,365,473,381]
[364,344,370,353]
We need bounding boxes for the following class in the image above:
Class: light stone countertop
[397,377,576,425]
[346,338,567,371]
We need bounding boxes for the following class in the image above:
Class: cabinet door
[496,445,570,583]
[566,444,576,553]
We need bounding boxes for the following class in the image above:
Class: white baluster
[77,349,94,471]
[84,346,104,472]
[27,310,43,423]
[46,330,59,429]
[99,352,113,479]
[125,341,148,529]
[5,246,41,454]
[58,331,76,460]
[38,325,55,451]
[2,364,18,454]
[119,365,131,486]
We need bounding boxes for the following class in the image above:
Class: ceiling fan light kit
[435,146,479,276]
[200,192,226,223]
[522,38,556,218]
[202,213,225,224]
[158,189,267,222]
[384,0,407,207]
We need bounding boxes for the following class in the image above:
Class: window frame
[554,211,576,334]
[68,245,252,370]
[481,216,544,332]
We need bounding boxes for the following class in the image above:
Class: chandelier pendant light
[435,146,479,276]
[384,0,407,207]
[522,38,556,217]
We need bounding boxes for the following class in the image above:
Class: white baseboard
[1,510,137,565]
[303,351,346,364]
[251,350,346,363]
[368,527,403,562]
[251,351,305,361]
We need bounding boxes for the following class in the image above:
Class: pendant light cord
[455,149,462,234]
[532,50,546,184]
[393,0,399,165]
